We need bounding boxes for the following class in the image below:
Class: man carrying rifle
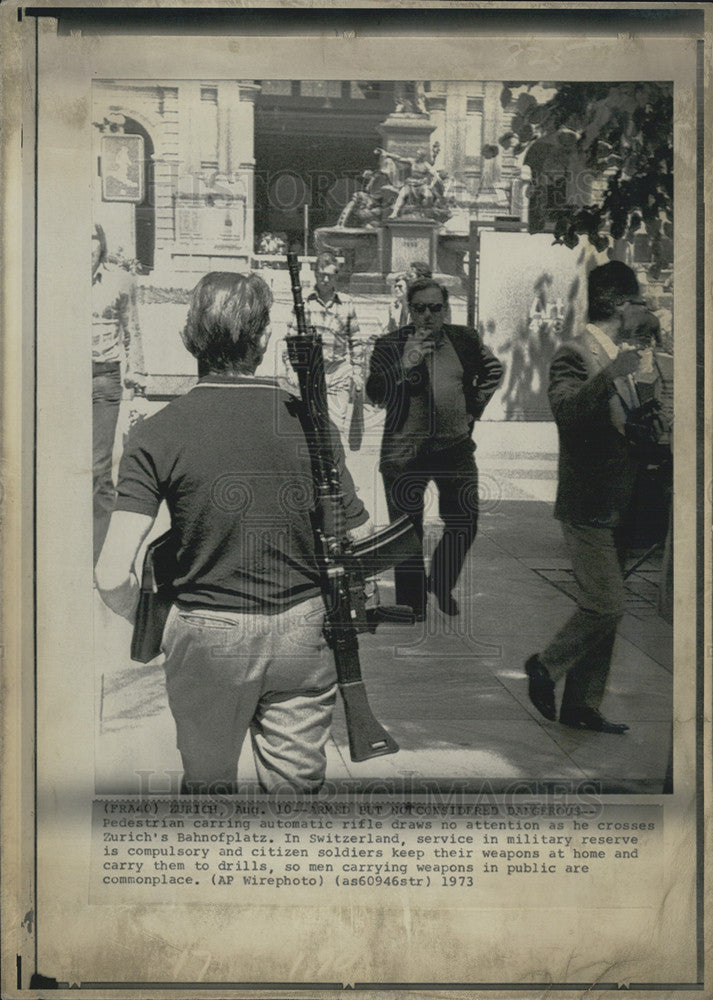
[95,272,370,794]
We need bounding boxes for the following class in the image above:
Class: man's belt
[93,360,121,375]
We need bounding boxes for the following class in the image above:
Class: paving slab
[94,497,673,795]
[326,718,590,784]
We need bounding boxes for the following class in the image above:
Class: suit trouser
[540,522,627,713]
[382,439,479,613]
[160,596,337,794]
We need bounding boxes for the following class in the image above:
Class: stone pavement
[94,493,672,797]
[96,285,672,796]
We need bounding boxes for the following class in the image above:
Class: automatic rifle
[285,250,418,762]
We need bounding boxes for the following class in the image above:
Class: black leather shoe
[560,707,629,735]
[427,580,459,616]
[524,654,556,721]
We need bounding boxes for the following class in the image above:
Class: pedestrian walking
[366,278,503,618]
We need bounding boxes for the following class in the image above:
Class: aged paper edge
[1,1,711,997]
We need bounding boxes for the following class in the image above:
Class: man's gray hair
[182,272,273,375]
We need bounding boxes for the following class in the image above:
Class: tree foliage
[494,82,673,274]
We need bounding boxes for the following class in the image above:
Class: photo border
[2,3,710,996]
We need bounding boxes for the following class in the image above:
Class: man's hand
[125,371,148,396]
[351,370,364,394]
[607,349,641,380]
[401,330,433,371]
[348,517,376,542]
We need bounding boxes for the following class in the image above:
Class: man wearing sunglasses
[366,278,503,618]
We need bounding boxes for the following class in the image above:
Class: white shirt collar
[586,323,620,361]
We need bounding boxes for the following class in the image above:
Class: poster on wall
[477,231,591,420]
[101,133,145,203]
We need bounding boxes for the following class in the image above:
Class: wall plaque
[101,134,144,203]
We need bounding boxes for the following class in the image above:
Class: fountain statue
[393,81,428,116]
[314,105,462,292]
[336,145,452,231]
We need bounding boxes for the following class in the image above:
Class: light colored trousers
[326,379,352,442]
[161,596,337,794]
[281,357,354,453]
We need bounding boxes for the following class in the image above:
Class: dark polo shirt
[115,374,367,613]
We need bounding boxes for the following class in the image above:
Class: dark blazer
[548,328,640,528]
[366,324,504,445]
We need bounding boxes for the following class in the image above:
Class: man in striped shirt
[283,252,365,449]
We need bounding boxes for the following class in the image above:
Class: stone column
[151,87,179,268]
[177,82,201,179]
[473,81,510,219]
[443,82,469,179]
[510,166,531,226]
[439,82,475,232]
[236,82,260,254]
[480,81,502,188]
[217,82,233,176]
[425,86,447,167]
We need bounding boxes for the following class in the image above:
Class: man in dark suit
[525,261,658,734]
[366,278,503,618]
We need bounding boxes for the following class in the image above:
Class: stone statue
[414,82,428,114]
[386,148,451,223]
[362,165,399,208]
[333,144,451,229]
[393,81,428,115]
[427,169,454,224]
[335,154,400,228]
[373,147,400,188]
[337,191,382,229]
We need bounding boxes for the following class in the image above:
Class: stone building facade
[92,79,530,278]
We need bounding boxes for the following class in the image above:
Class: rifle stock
[285,250,401,762]
[340,682,399,762]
